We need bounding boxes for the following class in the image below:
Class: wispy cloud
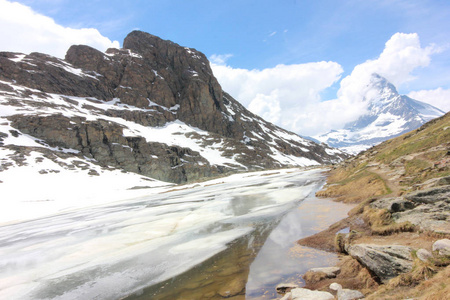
[209,54,233,66]
[408,88,450,112]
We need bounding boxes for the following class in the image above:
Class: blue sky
[1,0,449,135]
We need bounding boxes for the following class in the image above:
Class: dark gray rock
[404,185,450,204]
[276,283,299,294]
[348,244,413,283]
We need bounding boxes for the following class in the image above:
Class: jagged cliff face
[0,31,346,183]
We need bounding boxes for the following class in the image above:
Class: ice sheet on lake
[0,168,325,300]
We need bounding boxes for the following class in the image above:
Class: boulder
[416,248,432,262]
[348,244,413,282]
[329,282,343,291]
[338,289,365,300]
[329,282,364,300]
[290,288,334,300]
[432,239,450,256]
[276,283,299,294]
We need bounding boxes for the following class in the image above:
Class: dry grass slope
[301,112,450,299]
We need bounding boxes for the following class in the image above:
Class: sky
[0,0,449,136]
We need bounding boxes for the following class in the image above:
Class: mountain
[315,73,445,154]
[0,30,347,185]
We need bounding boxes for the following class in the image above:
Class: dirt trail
[367,164,402,196]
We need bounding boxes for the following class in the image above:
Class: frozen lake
[0,168,351,299]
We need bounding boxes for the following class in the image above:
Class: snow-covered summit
[316,74,445,154]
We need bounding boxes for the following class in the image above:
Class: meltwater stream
[0,169,350,300]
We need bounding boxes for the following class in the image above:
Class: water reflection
[128,188,354,300]
[126,220,280,300]
[245,196,352,299]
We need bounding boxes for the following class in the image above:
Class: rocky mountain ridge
[316,73,444,154]
[0,30,346,183]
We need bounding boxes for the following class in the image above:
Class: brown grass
[302,271,329,284]
[366,265,450,300]
[362,207,415,235]
[303,256,378,295]
[316,170,390,203]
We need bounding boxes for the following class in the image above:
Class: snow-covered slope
[315,74,445,154]
[0,31,347,187]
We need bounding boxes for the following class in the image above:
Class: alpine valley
[0,30,347,188]
[315,73,444,154]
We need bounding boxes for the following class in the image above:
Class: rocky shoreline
[274,113,450,299]
[272,180,450,300]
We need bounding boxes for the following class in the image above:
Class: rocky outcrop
[348,244,413,282]
[404,185,450,204]
[370,188,450,234]
[7,114,217,183]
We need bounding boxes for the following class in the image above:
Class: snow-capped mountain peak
[316,73,445,154]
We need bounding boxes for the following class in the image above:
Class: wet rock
[432,239,450,256]
[348,244,413,282]
[276,283,299,294]
[416,248,433,262]
[290,288,334,300]
[308,266,341,278]
[280,292,292,300]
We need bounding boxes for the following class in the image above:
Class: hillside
[299,112,450,299]
[0,30,346,188]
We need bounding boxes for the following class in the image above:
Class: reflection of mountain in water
[127,219,280,300]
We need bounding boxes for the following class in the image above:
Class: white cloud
[248,91,282,124]
[338,33,438,105]
[212,32,441,137]
[0,0,119,58]
[211,61,343,136]
[408,88,450,112]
